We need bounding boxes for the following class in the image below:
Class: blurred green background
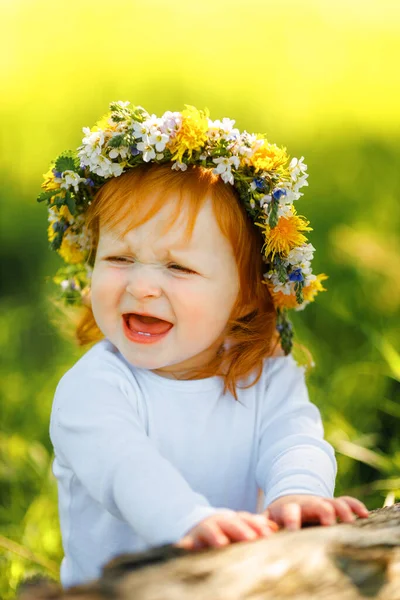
[1,0,399,596]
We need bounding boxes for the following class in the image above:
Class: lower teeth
[137,331,151,336]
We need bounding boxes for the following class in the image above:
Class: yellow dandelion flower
[245,138,288,172]
[266,273,327,310]
[169,105,209,163]
[94,111,116,131]
[263,210,312,259]
[42,169,61,192]
[47,222,56,243]
[58,205,74,221]
[303,274,328,303]
[267,286,299,310]
[58,238,86,264]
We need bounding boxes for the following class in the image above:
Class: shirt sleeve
[50,361,220,546]
[255,355,337,509]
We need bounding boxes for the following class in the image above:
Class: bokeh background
[1,0,399,596]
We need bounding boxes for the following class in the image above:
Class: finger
[316,501,337,526]
[198,522,231,547]
[338,496,369,518]
[281,503,302,531]
[237,513,278,537]
[326,498,355,523]
[218,516,260,542]
[175,536,195,550]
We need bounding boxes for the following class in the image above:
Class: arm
[255,357,369,528]
[255,355,337,510]
[50,366,219,546]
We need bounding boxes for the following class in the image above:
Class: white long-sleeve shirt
[50,339,337,588]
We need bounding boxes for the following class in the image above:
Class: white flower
[60,280,70,291]
[279,182,300,203]
[89,154,124,178]
[209,117,236,134]
[78,138,103,168]
[277,204,293,218]
[108,134,130,159]
[109,146,129,159]
[287,243,315,265]
[207,118,238,143]
[93,155,112,176]
[284,244,315,278]
[293,174,309,193]
[304,273,317,286]
[266,272,294,295]
[145,114,162,131]
[60,170,87,192]
[259,194,272,206]
[136,141,156,162]
[48,206,60,225]
[148,131,170,152]
[288,157,309,196]
[132,115,162,146]
[212,156,240,185]
[63,216,92,253]
[109,162,124,177]
[171,161,187,171]
[289,156,308,180]
[132,121,149,140]
[160,111,182,136]
[294,302,308,312]
[82,127,105,149]
[236,131,258,158]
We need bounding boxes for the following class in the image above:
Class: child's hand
[265,494,369,531]
[176,511,279,550]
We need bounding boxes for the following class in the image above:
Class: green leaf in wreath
[65,193,76,216]
[54,151,79,174]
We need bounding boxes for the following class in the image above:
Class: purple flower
[86,178,95,187]
[253,177,266,192]
[289,268,304,282]
[53,221,69,233]
[52,169,62,178]
[272,188,287,201]
[130,145,140,156]
[276,321,292,333]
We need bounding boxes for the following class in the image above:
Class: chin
[117,348,177,371]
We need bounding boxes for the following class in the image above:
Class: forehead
[99,195,233,257]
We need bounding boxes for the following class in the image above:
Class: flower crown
[38,100,327,354]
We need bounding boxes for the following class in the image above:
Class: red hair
[76,163,279,399]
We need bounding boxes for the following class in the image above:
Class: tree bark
[18,503,400,600]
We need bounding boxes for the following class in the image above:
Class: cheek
[173,281,236,327]
[91,268,125,309]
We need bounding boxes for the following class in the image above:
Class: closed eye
[106,257,195,273]
[168,264,196,274]
[106,256,132,263]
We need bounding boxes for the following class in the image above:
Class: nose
[125,264,163,300]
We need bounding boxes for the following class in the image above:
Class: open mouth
[123,313,173,344]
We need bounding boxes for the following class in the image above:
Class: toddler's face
[91,195,240,377]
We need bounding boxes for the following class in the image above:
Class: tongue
[127,314,173,335]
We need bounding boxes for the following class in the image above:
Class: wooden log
[18,503,400,600]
